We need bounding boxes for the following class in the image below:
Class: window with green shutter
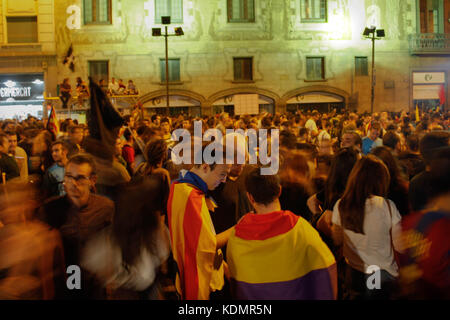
[227,0,255,23]
[306,57,325,80]
[233,57,253,81]
[83,0,112,25]
[160,59,181,82]
[300,0,327,23]
[155,0,183,24]
[355,57,368,76]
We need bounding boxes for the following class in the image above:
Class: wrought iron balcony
[409,33,450,55]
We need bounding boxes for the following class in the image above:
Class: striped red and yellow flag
[46,105,59,138]
[415,104,420,122]
[227,210,337,300]
[167,181,224,300]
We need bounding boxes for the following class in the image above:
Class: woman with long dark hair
[331,155,402,300]
[371,146,410,216]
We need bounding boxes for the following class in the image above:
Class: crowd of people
[0,106,449,300]
[58,77,138,109]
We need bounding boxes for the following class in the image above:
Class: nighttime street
[0,0,449,307]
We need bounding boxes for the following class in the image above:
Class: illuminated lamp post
[363,27,385,114]
[152,16,184,116]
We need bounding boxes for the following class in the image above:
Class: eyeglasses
[64,174,91,184]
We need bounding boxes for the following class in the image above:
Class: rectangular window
[227,0,255,23]
[233,57,253,81]
[300,0,327,23]
[7,16,38,43]
[155,0,183,24]
[89,61,109,84]
[160,58,181,82]
[83,0,112,25]
[306,57,325,80]
[355,57,368,76]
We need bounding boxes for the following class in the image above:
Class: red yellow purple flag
[227,210,337,300]
[167,180,224,300]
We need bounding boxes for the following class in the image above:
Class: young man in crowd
[5,131,28,181]
[160,117,174,148]
[65,125,84,156]
[362,121,383,155]
[43,141,69,198]
[226,167,337,299]
[305,110,320,140]
[0,133,20,182]
[167,141,232,300]
[37,154,114,299]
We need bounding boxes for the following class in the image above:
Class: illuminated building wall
[2,0,449,116]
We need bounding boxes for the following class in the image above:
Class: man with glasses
[37,154,114,299]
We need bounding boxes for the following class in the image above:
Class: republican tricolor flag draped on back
[227,210,337,300]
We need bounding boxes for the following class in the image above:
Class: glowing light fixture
[4,81,16,87]
[363,27,386,114]
[32,79,44,85]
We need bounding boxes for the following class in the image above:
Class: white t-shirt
[317,130,331,142]
[305,118,318,134]
[332,196,402,277]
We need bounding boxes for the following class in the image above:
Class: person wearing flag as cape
[227,166,337,300]
[167,140,232,300]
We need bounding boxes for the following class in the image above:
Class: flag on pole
[439,84,446,106]
[83,79,124,160]
[46,104,59,139]
[415,104,420,122]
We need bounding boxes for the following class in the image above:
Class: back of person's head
[123,128,133,142]
[406,134,420,152]
[145,138,168,169]
[245,166,281,206]
[339,155,390,234]
[113,177,162,267]
[371,146,403,186]
[261,116,272,128]
[428,147,450,202]
[419,131,450,165]
[325,147,359,207]
[280,130,297,149]
[382,131,400,150]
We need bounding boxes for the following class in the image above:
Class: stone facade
[1,0,449,116]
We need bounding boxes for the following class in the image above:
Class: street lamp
[152,16,184,115]
[363,26,385,114]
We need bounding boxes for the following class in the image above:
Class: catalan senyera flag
[227,210,337,300]
[167,171,224,300]
[46,105,59,138]
[415,104,420,122]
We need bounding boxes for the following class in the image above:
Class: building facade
[1,0,449,118]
